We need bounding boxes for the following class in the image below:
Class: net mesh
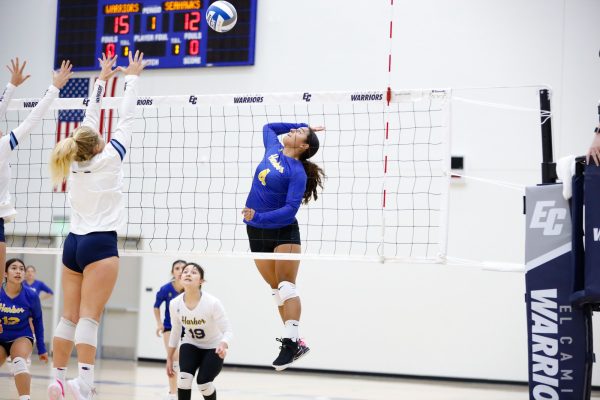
[2,89,450,261]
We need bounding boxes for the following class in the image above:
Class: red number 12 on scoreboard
[184,12,200,31]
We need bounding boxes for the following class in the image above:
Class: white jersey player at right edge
[166,263,233,400]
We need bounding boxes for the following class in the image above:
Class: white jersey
[169,291,233,350]
[0,83,59,221]
[68,75,138,235]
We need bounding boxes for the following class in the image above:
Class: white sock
[19,396,30,400]
[78,362,95,389]
[283,320,299,341]
[53,367,67,385]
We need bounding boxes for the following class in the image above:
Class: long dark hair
[299,128,325,204]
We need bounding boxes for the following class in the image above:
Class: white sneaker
[47,379,65,400]
[66,378,96,400]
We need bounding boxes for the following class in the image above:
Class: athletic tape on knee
[172,361,180,373]
[198,382,215,396]
[12,357,28,376]
[178,372,194,390]
[278,281,298,302]
[54,317,77,342]
[74,318,99,347]
[271,288,284,307]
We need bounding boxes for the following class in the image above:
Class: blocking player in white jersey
[166,263,233,400]
[0,58,71,339]
[0,58,68,290]
[46,51,146,400]
[0,58,30,317]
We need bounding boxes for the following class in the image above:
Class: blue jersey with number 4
[0,285,46,354]
[244,123,308,229]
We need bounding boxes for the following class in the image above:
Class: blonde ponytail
[49,126,101,186]
[49,137,78,186]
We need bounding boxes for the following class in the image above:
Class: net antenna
[3,89,451,263]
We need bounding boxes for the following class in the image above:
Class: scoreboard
[55,0,257,71]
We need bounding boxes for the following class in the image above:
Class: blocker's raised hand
[7,57,31,87]
[53,60,73,90]
[98,53,119,81]
[118,50,147,76]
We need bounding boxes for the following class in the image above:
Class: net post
[438,90,452,261]
[539,88,557,184]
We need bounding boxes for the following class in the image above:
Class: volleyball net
[2,89,450,262]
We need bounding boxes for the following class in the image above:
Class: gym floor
[1,358,585,400]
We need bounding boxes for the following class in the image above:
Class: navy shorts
[246,221,301,253]
[63,231,119,273]
[0,218,5,242]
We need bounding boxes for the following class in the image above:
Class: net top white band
[5,89,450,110]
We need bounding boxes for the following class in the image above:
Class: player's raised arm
[0,58,31,123]
[262,122,308,149]
[81,53,118,130]
[110,50,146,158]
[0,61,71,163]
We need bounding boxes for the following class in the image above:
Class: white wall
[2,0,600,382]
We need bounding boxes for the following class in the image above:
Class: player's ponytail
[49,126,101,185]
[300,128,325,204]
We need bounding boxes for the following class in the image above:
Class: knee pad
[172,361,180,373]
[278,281,298,302]
[178,371,194,390]
[74,317,99,347]
[271,288,284,307]
[12,357,28,376]
[198,381,215,396]
[55,317,77,342]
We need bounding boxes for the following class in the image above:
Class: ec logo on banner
[530,201,566,236]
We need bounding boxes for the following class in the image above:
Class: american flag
[56,76,118,191]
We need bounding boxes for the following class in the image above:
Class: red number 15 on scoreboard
[112,15,130,34]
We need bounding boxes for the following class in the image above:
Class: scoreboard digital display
[55,0,257,71]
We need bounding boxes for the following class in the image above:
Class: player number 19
[187,328,205,339]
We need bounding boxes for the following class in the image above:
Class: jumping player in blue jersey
[0,58,71,336]
[154,259,186,400]
[242,122,324,371]
[1,258,48,400]
[46,52,146,400]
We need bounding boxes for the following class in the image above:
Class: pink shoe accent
[47,379,65,400]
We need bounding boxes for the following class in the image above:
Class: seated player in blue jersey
[24,265,54,300]
[154,259,186,400]
[242,122,325,371]
[46,51,146,400]
[1,258,48,400]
